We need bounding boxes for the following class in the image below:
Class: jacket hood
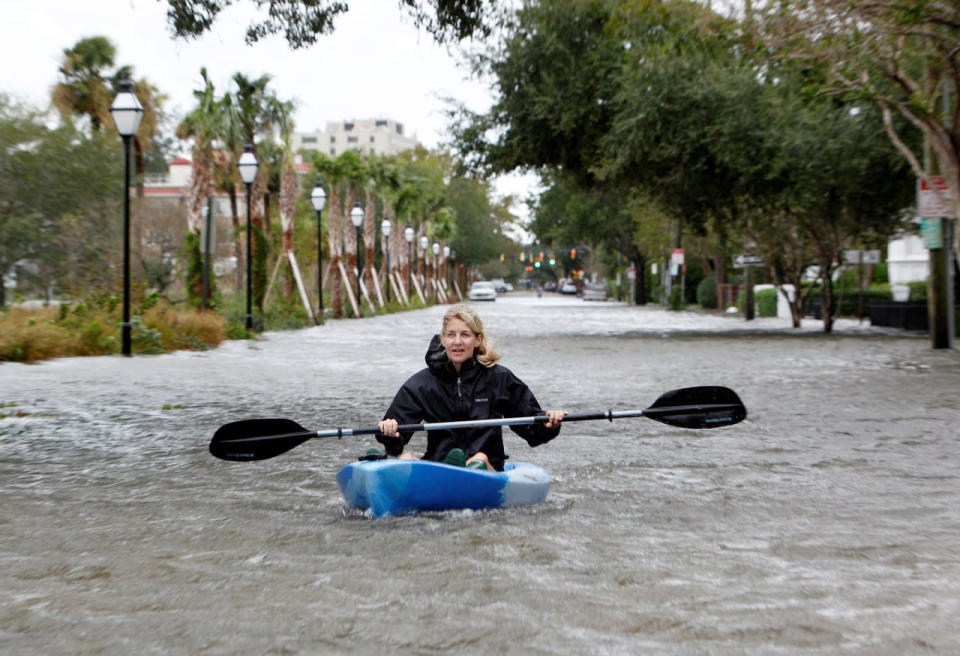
[425,334,447,373]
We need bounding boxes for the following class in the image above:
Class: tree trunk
[328,187,344,318]
[279,153,298,298]
[343,186,359,313]
[363,194,376,298]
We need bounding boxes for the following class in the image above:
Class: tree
[221,72,295,314]
[339,150,367,311]
[758,0,960,255]
[164,0,495,48]
[53,37,163,197]
[52,36,115,133]
[311,151,353,317]
[450,0,749,303]
[0,97,122,304]
[176,69,222,307]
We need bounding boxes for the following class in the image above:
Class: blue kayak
[336,460,551,518]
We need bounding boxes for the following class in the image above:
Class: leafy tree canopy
[165,0,494,48]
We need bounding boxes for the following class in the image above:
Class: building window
[330,148,336,156]
[302,136,317,144]
[396,123,403,135]
[330,136,336,144]
[370,136,375,143]
[347,136,358,143]
[344,122,354,131]
[376,120,388,127]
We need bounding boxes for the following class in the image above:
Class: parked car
[468,280,497,301]
[582,282,609,301]
[491,279,508,294]
[543,281,558,292]
[559,280,578,295]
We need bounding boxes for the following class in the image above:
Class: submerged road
[2,295,959,654]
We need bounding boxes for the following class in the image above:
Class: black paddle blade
[644,386,746,429]
[210,418,314,462]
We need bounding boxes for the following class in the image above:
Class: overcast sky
[0,0,539,233]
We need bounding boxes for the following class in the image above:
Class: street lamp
[310,178,326,324]
[109,76,143,357]
[381,218,393,302]
[237,143,258,331]
[404,224,414,296]
[350,202,364,311]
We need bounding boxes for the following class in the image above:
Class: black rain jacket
[376,335,560,471]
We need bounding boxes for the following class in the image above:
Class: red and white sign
[917,176,951,218]
[671,249,685,266]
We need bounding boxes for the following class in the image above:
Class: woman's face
[442,317,478,370]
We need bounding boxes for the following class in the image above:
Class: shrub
[756,288,778,317]
[0,308,67,361]
[696,274,717,309]
[0,297,228,362]
[667,286,685,311]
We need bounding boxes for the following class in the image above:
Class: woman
[377,304,565,471]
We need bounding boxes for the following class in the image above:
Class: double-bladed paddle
[209,386,746,462]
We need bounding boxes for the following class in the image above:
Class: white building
[293,119,418,158]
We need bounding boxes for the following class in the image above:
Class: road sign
[922,217,944,249]
[733,253,764,268]
[843,249,880,265]
[670,249,685,266]
[917,176,951,218]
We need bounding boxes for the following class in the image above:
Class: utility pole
[924,217,955,348]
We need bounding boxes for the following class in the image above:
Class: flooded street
[2,294,959,654]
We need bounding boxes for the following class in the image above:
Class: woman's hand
[378,418,399,437]
[544,410,567,429]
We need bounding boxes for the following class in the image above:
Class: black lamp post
[350,202,364,310]
[237,144,258,331]
[404,224,414,296]
[381,218,392,303]
[109,76,143,357]
[310,178,326,324]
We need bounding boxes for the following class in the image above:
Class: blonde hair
[442,303,500,367]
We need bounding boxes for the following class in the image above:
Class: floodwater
[2,295,959,654]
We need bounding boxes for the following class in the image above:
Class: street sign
[733,253,764,268]
[670,249,685,266]
[843,249,880,265]
[917,176,951,218]
[922,217,944,249]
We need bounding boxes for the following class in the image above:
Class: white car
[468,281,497,301]
[582,282,609,301]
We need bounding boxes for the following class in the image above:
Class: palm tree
[393,176,425,296]
[53,38,162,198]
[175,68,219,236]
[365,156,400,302]
[312,152,350,318]
[339,150,367,312]
[52,36,115,133]
[221,73,294,314]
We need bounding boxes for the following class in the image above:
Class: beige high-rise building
[293,119,418,158]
